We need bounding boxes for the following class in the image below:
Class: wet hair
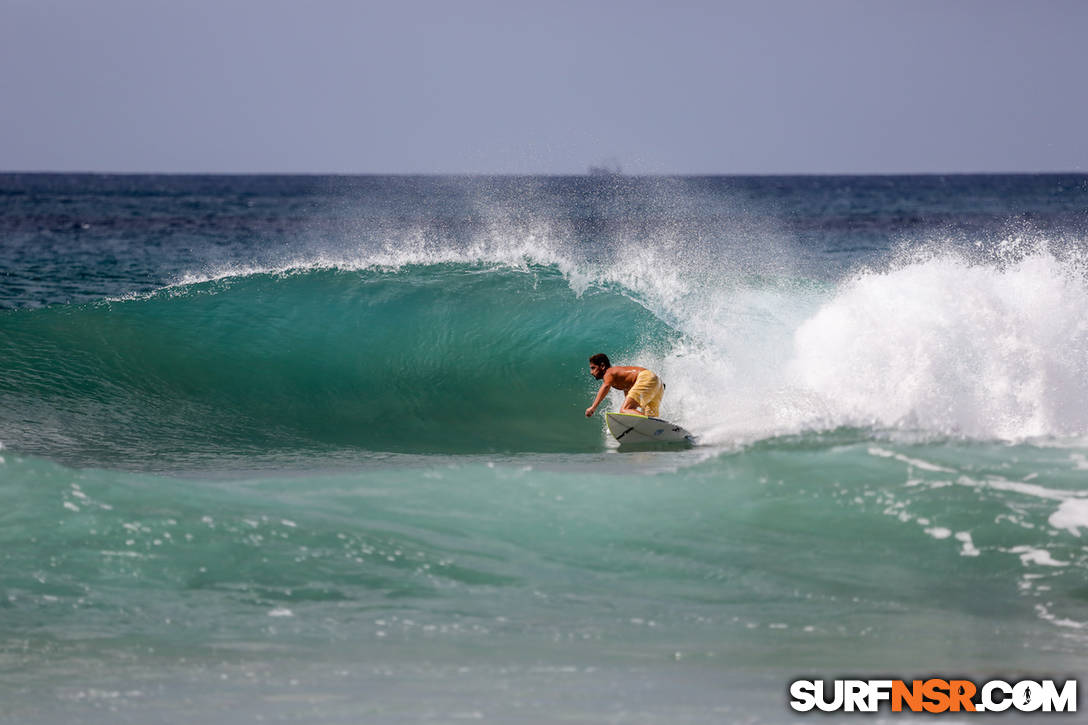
[589,353,611,368]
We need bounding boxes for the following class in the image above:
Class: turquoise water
[2,174,1087,723]
[1,265,672,462]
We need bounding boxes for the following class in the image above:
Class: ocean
[2,173,1086,723]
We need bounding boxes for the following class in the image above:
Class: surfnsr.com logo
[789,678,1077,713]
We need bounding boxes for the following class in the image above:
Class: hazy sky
[2,0,1085,174]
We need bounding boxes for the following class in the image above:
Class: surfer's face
[589,363,606,380]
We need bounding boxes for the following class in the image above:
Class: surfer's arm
[585,382,611,417]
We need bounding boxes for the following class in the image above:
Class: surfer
[584,353,665,418]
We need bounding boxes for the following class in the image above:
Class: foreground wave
[6,245,1088,467]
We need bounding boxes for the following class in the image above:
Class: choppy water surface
[2,174,1087,723]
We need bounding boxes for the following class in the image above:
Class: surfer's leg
[627,370,662,417]
[620,395,643,415]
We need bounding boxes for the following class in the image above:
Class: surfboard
[605,412,695,445]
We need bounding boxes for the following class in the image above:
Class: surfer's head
[589,353,611,380]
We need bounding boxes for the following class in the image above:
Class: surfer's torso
[602,365,647,392]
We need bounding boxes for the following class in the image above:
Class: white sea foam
[866,447,955,472]
[1006,546,1068,567]
[1034,603,1086,629]
[665,249,1088,446]
[954,531,980,557]
[1049,499,1088,537]
[785,249,1088,440]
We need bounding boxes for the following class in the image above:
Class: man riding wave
[584,353,665,418]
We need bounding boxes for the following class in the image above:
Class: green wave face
[0,264,676,466]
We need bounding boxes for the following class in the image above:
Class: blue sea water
[2,173,1087,723]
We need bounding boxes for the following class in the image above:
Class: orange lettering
[948,680,976,712]
[922,678,951,713]
[892,680,924,712]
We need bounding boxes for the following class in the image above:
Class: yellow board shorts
[626,369,664,418]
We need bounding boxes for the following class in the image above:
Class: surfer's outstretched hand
[585,407,595,417]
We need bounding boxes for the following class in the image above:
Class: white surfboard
[605,412,695,445]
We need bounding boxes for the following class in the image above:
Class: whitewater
[2,173,1087,723]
